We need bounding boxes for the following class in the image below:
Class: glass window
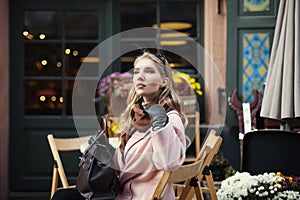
[22,2,203,117]
[120,1,201,71]
[25,80,62,115]
[23,10,100,116]
[25,43,62,76]
[65,43,99,77]
[24,11,62,40]
[160,2,197,37]
[66,11,99,39]
[119,0,204,122]
[121,3,156,32]
[65,80,98,115]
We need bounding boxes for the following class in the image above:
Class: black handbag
[76,116,120,200]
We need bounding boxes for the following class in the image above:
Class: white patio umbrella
[260,0,300,128]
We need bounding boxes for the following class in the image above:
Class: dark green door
[226,0,280,126]
[9,0,112,197]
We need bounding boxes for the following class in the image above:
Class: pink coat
[115,110,186,200]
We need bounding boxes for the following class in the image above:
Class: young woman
[51,51,187,200]
[114,51,187,199]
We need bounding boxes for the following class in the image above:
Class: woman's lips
[136,83,145,89]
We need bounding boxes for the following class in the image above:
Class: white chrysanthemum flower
[217,172,299,200]
[273,190,300,200]
[249,188,255,193]
[270,190,275,194]
[258,186,265,191]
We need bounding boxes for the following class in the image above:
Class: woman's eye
[133,71,139,74]
[146,70,155,73]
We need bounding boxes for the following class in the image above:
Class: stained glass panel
[244,0,270,12]
[242,33,270,102]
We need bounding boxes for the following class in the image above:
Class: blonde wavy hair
[117,51,188,134]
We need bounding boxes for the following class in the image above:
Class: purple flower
[97,72,132,98]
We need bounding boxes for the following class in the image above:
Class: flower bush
[278,172,300,192]
[97,72,132,99]
[210,153,236,181]
[172,71,203,96]
[217,172,300,200]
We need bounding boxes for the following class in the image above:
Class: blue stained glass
[242,33,270,102]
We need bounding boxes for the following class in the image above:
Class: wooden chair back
[151,129,223,200]
[185,111,201,162]
[47,134,90,199]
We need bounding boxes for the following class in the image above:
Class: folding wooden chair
[185,111,201,162]
[194,130,223,200]
[47,134,90,199]
[151,147,209,200]
[152,129,223,200]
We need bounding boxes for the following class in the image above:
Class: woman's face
[133,57,167,102]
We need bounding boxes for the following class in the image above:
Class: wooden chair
[185,111,201,162]
[152,129,223,200]
[194,130,223,200]
[47,134,90,199]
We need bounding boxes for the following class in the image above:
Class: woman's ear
[160,77,169,87]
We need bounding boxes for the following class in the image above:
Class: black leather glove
[144,104,168,131]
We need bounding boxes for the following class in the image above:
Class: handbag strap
[83,115,109,154]
[99,114,108,135]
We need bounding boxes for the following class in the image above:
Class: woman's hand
[144,104,168,131]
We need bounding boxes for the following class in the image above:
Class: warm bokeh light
[26,34,34,40]
[40,96,46,101]
[41,60,47,66]
[160,32,189,38]
[160,40,187,46]
[79,57,100,63]
[153,22,192,30]
[169,63,175,67]
[39,34,46,40]
[56,61,62,68]
[65,48,71,55]
[51,96,57,102]
[23,31,29,36]
[73,50,79,56]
